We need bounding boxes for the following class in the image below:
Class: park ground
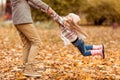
[0,22,120,80]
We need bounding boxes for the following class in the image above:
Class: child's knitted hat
[64,13,80,24]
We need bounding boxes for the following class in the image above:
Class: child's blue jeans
[72,38,92,56]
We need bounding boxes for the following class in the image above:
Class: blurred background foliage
[31,0,120,25]
[31,0,83,21]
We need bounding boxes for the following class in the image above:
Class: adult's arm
[28,0,49,12]
[28,1,40,9]
[28,0,64,26]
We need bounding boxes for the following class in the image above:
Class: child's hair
[64,13,88,37]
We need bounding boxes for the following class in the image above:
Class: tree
[31,0,120,25]
[31,0,84,21]
[84,0,120,25]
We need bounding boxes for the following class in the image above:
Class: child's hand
[57,16,71,28]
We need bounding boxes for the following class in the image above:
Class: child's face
[65,15,73,21]
[65,13,80,24]
[63,15,73,27]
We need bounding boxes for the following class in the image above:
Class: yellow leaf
[86,77,93,80]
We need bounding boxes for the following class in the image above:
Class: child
[59,13,105,59]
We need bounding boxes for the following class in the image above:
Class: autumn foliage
[32,0,120,25]
[0,23,120,79]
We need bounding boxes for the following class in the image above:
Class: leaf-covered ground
[0,24,120,80]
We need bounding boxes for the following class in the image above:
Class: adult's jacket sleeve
[28,0,49,12]
[28,0,65,26]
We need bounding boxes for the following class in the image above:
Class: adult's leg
[16,23,42,63]
[16,23,42,77]
[16,27,31,65]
